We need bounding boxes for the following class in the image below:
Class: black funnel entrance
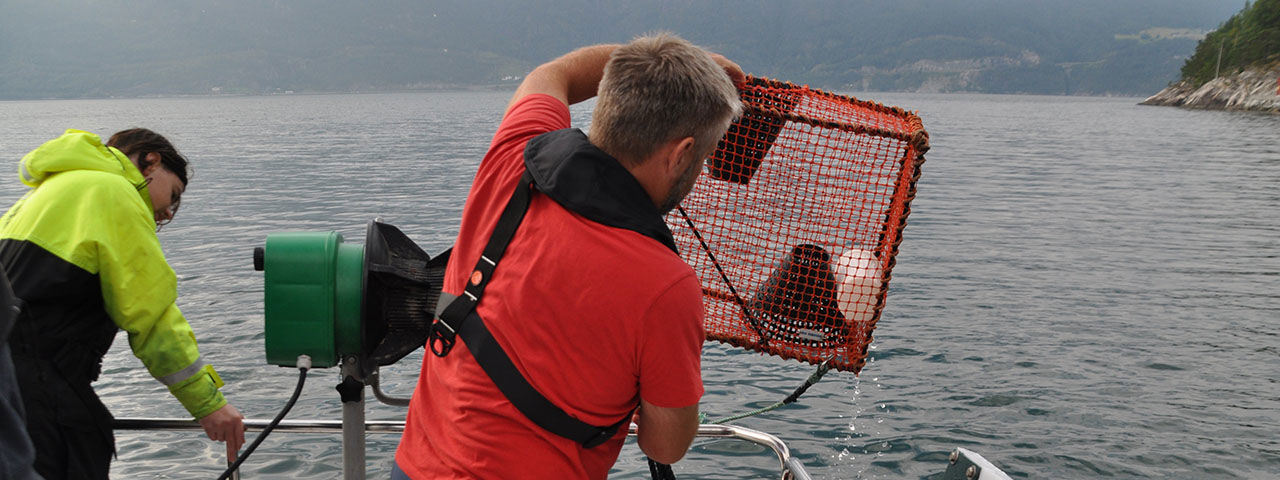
[362,221,450,370]
[748,244,849,348]
[708,77,801,185]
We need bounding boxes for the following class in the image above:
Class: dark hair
[106,128,191,186]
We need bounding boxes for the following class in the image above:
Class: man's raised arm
[507,44,620,114]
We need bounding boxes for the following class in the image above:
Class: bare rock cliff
[1141,62,1280,113]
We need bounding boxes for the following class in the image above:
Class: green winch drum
[255,220,449,370]
[260,231,365,368]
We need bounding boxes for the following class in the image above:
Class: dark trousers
[27,417,112,480]
[13,354,112,480]
[391,461,412,480]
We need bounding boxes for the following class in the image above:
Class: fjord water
[0,92,1275,479]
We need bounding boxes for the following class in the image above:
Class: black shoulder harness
[427,129,672,448]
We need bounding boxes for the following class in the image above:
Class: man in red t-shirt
[394,34,743,479]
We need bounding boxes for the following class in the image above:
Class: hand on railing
[200,403,247,454]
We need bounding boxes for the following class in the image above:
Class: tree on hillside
[1180,0,1280,85]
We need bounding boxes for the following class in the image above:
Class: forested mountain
[1179,0,1280,85]
[0,0,1245,99]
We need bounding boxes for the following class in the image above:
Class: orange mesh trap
[669,76,929,373]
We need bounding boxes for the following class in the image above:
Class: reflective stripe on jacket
[0,129,226,419]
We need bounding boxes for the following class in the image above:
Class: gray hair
[591,33,743,166]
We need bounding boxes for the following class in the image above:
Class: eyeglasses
[156,195,180,231]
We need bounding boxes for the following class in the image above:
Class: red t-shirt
[396,94,705,479]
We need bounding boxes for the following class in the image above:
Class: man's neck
[592,139,666,211]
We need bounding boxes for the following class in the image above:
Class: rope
[676,205,769,345]
[710,357,832,425]
[644,357,834,480]
[647,458,678,480]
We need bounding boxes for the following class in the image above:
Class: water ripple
[0,92,1276,478]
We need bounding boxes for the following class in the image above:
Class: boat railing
[113,418,813,480]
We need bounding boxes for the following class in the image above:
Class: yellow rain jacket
[0,129,226,421]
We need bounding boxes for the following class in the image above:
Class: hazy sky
[0,0,1255,98]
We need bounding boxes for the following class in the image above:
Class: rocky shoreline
[1140,62,1280,113]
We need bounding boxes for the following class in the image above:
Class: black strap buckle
[428,319,457,357]
[581,427,617,448]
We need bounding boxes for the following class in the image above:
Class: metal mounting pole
[337,356,366,480]
[1216,38,1224,79]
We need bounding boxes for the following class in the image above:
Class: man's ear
[665,136,697,174]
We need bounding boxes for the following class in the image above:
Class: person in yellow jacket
[0,128,244,479]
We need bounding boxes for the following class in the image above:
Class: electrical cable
[217,355,311,480]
